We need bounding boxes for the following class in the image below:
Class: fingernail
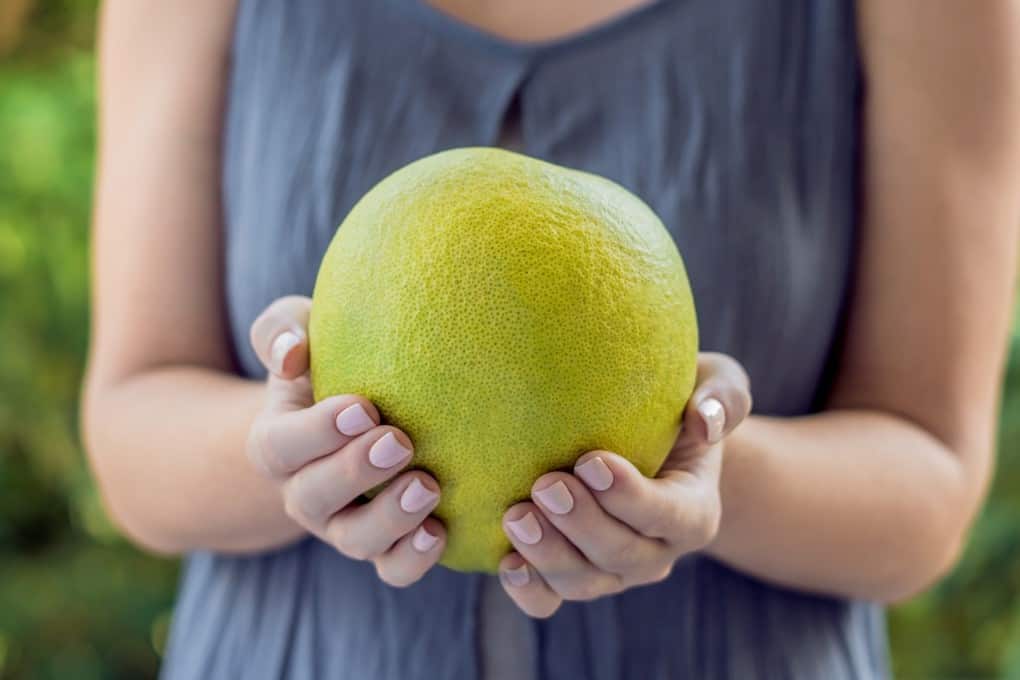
[368,432,411,468]
[533,481,574,515]
[400,478,439,513]
[698,397,726,444]
[336,403,374,436]
[270,330,302,374]
[575,456,614,491]
[506,512,542,545]
[502,564,530,587]
[411,525,439,553]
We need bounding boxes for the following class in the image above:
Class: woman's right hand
[245,296,446,586]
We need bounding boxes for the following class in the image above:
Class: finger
[530,472,666,581]
[679,352,752,445]
[281,425,414,525]
[324,470,440,560]
[250,295,312,379]
[502,502,620,602]
[250,394,381,477]
[574,450,721,552]
[498,553,562,619]
[265,373,315,413]
[373,517,447,588]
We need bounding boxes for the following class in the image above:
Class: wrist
[702,416,758,560]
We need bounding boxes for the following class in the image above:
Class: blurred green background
[0,2,1018,678]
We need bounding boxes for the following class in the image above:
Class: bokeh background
[1,2,1018,678]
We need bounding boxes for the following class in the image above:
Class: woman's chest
[222,0,860,414]
[424,0,653,43]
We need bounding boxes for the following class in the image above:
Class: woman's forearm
[83,367,305,555]
[83,362,983,596]
[706,410,980,603]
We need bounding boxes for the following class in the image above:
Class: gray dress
[162,0,889,677]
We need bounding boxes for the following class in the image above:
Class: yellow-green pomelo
[310,147,698,573]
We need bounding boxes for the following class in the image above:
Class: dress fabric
[161,0,889,678]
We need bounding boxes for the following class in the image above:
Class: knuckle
[282,495,303,524]
[343,542,374,562]
[370,514,402,545]
[248,418,282,477]
[667,511,718,554]
[249,311,271,347]
[559,578,606,602]
[736,388,753,419]
[640,516,665,540]
[643,503,682,540]
[711,352,746,383]
[284,474,321,522]
[264,375,290,400]
[599,537,643,575]
[328,522,371,561]
[332,448,362,485]
[686,494,721,549]
[260,296,308,327]
[278,294,310,308]
[334,451,382,500]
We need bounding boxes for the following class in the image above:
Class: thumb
[265,373,315,414]
[675,352,752,448]
[250,295,312,380]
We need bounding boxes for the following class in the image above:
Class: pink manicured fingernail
[400,478,439,513]
[412,525,439,552]
[336,403,374,436]
[698,397,726,444]
[506,512,542,545]
[270,330,302,374]
[575,456,614,491]
[368,432,411,468]
[502,564,530,587]
[533,481,574,515]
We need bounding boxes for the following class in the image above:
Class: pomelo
[310,147,698,573]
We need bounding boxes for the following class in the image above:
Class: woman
[83,0,1020,678]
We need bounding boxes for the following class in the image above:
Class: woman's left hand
[499,352,752,617]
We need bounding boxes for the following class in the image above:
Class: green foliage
[0,5,178,679]
[0,3,1018,678]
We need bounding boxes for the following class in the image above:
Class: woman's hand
[499,353,752,617]
[245,296,446,586]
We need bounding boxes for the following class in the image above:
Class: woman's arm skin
[83,1,450,587]
[706,1,1020,603]
[82,0,296,554]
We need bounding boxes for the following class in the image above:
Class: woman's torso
[162,1,888,677]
